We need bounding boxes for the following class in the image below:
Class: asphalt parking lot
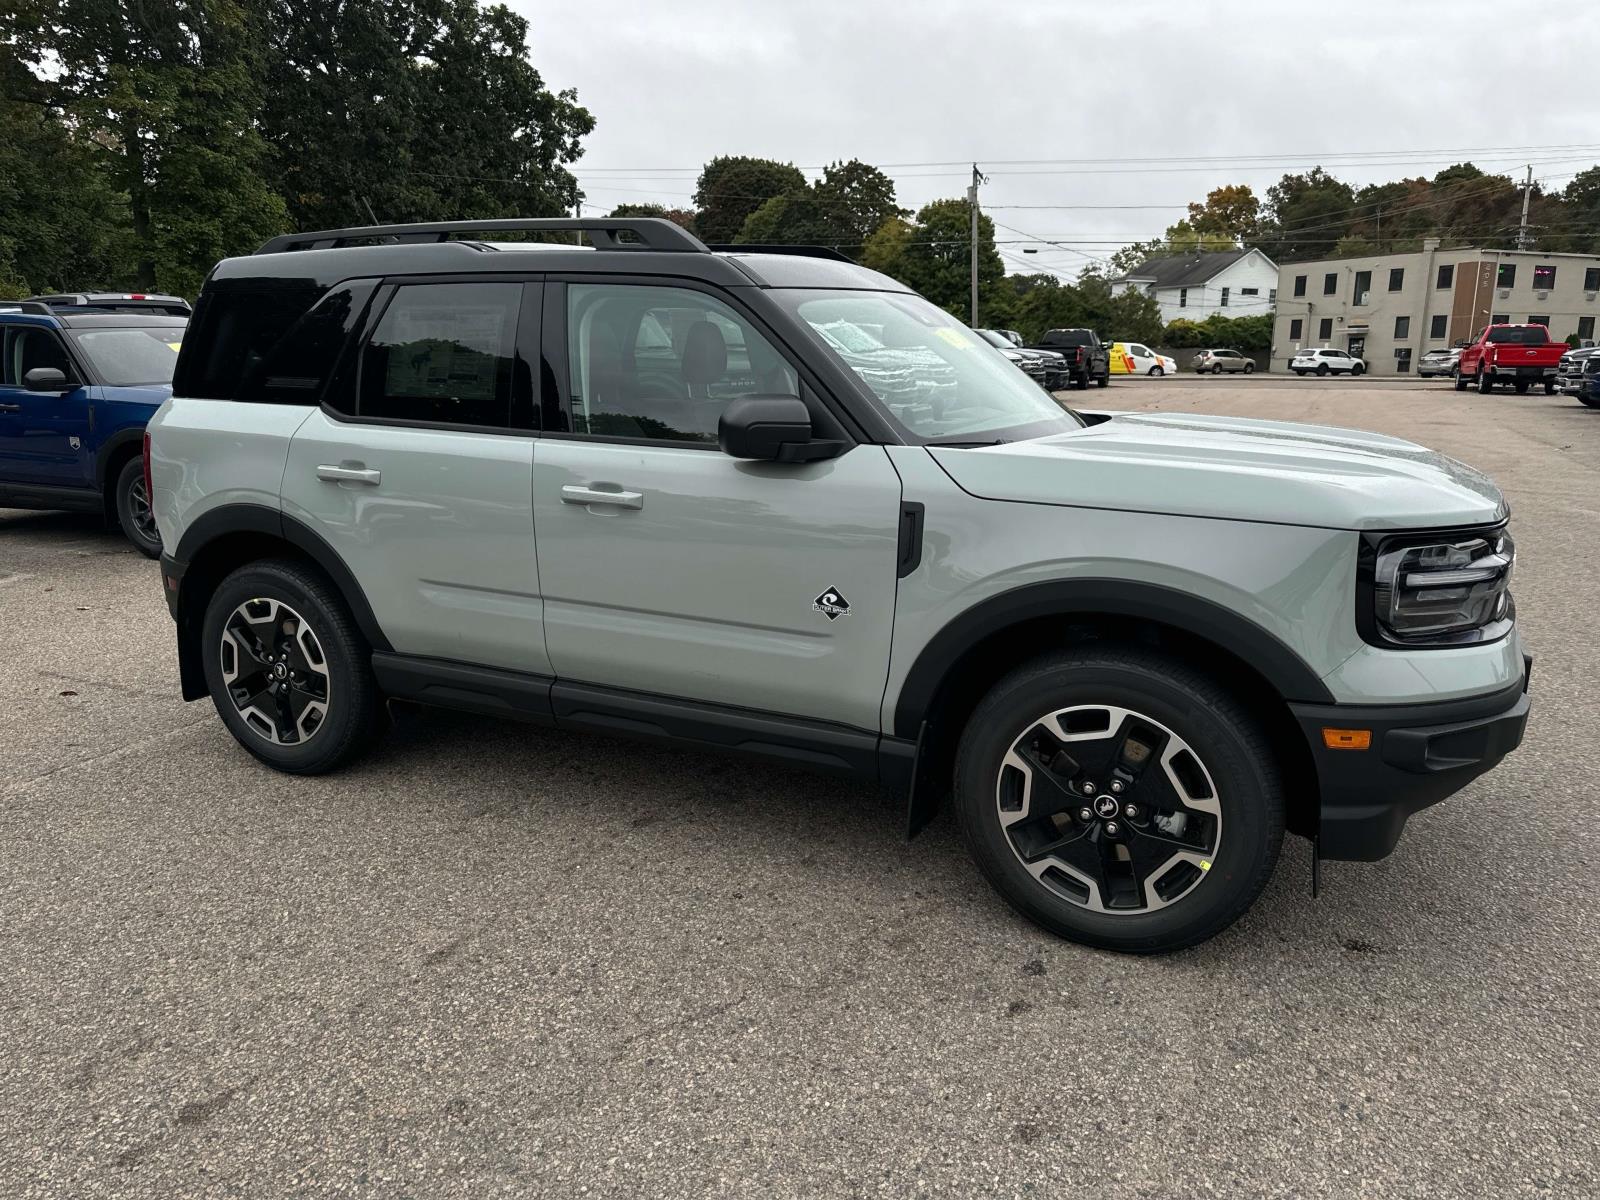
[4,378,1597,1198]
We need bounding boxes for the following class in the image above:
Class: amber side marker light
[1322,728,1372,751]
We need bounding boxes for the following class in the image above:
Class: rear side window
[175,279,372,402]
[355,282,520,427]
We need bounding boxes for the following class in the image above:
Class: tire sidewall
[956,657,1280,951]
[113,457,162,558]
[201,563,369,773]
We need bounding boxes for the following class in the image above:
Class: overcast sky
[521,0,1600,278]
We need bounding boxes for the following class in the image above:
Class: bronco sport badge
[813,587,850,620]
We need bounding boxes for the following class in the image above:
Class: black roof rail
[19,300,54,315]
[706,243,855,264]
[255,217,709,256]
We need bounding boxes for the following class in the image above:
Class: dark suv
[0,293,190,555]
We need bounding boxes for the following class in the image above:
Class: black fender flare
[171,503,392,675]
[891,578,1334,739]
[95,427,146,495]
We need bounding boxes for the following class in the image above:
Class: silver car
[1418,348,1462,379]
[146,216,1530,954]
[1191,348,1255,374]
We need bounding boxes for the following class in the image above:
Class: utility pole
[968,163,985,327]
[1515,165,1534,251]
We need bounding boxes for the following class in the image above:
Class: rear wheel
[954,647,1284,954]
[1294,369,1307,377]
[1074,373,1089,391]
[1212,363,1224,375]
[201,559,383,774]
[1095,374,1109,388]
[1316,363,1330,376]
[112,457,162,559]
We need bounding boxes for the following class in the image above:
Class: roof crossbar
[255,217,709,256]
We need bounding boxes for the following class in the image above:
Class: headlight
[1359,526,1515,647]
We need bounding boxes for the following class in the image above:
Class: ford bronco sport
[147,218,1531,953]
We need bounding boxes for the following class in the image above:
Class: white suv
[1292,348,1366,377]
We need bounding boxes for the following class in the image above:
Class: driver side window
[2,326,73,386]
[565,283,799,445]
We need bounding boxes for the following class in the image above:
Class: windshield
[776,290,1081,443]
[1485,326,1550,344]
[975,329,1012,349]
[70,326,184,385]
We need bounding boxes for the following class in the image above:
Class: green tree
[10,0,287,292]
[607,202,698,232]
[890,197,1004,321]
[692,155,806,243]
[1257,168,1357,262]
[732,159,905,254]
[860,215,912,275]
[263,0,592,233]
[0,41,134,295]
[1559,167,1600,254]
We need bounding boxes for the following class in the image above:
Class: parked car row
[1556,345,1600,403]
[0,291,191,555]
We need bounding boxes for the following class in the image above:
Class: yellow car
[1108,342,1177,376]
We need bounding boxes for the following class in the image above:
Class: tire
[1073,373,1089,391]
[1243,361,1255,374]
[1544,380,1556,396]
[1351,363,1365,376]
[1294,369,1307,377]
[1212,363,1224,375]
[200,558,383,775]
[953,646,1285,954]
[1454,371,1468,391]
[1095,374,1109,388]
[1150,366,1164,377]
[1582,396,1600,408]
[112,456,162,559]
[1316,363,1329,376]
[1477,367,1492,393]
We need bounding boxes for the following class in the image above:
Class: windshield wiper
[925,437,1008,448]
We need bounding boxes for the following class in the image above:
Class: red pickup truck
[1455,324,1564,395]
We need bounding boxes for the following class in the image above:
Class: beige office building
[1272,240,1600,375]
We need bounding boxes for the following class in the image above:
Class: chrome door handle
[0,403,20,412]
[316,464,381,485]
[561,484,643,509]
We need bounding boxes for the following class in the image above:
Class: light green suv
[146,218,1530,953]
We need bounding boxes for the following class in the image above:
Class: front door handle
[316,463,381,486]
[0,403,20,413]
[561,483,643,510]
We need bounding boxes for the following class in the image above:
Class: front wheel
[1073,374,1089,391]
[1095,374,1109,388]
[1351,363,1365,376]
[1243,361,1255,374]
[1544,380,1556,395]
[112,457,162,559]
[201,559,383,774]
[1454,371,1469,391]
[954,647,1284,954]
[1477,367,1493,393]
[1149,365,1164,376]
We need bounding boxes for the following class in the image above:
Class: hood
[100,383,174,406]
[928,411,1508,531]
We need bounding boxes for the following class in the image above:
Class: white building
[1112,248,1280,325]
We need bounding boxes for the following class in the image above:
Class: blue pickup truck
[0,293,189,556]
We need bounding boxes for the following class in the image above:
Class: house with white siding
[1112,248,1280,325]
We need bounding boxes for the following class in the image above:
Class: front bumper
[1291,657,1531,861]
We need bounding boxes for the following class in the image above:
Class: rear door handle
[561,484,643,510]
[316,463,381,485]
[0,403,20,412]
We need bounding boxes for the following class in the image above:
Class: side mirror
[718,396,841,463]
[23,366,69,392]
